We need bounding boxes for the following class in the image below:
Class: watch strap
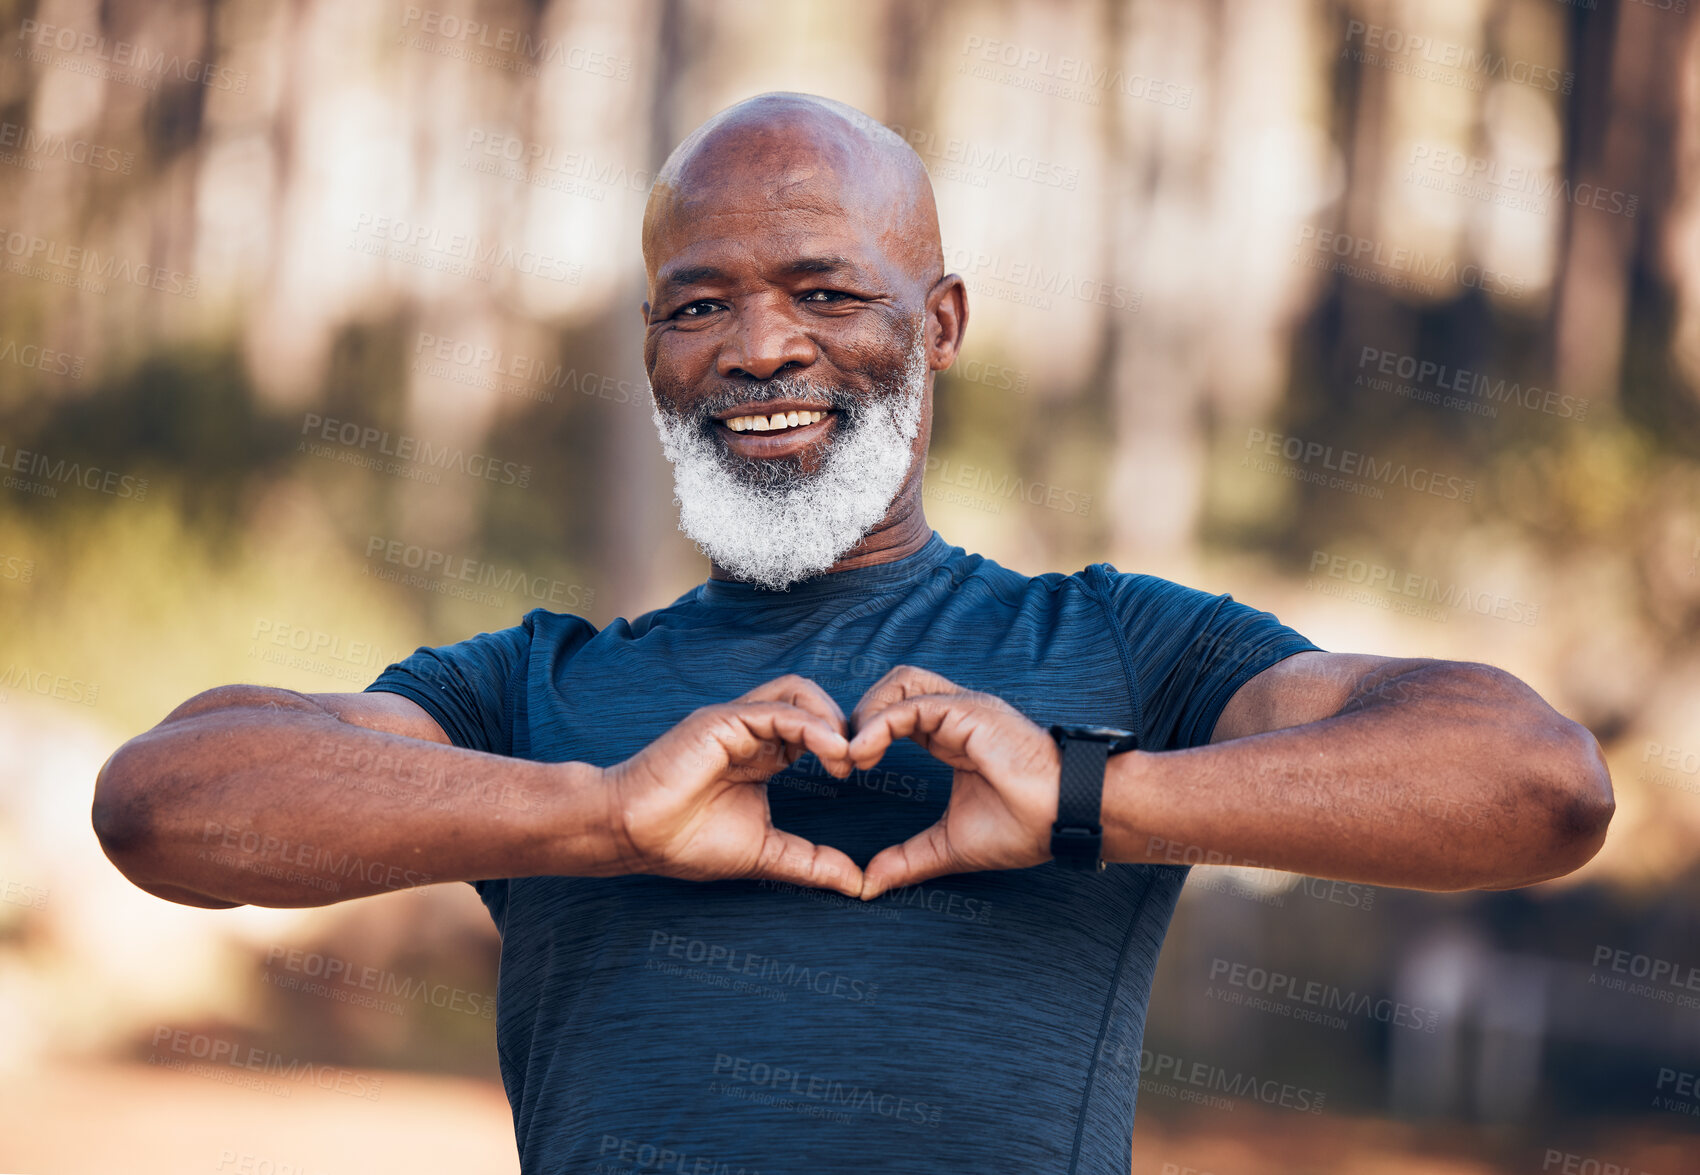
[1051,736,1109,871]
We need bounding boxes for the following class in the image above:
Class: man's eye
[801,290,852,304]
[677,301,720,317]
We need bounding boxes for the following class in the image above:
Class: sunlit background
[2,0,1699,1171]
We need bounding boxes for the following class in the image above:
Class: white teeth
[724,410,828,433]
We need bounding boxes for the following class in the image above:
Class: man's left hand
[848,666,1061,900]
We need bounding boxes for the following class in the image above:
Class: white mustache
[649,335,928,590]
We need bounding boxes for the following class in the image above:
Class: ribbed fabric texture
[367,532,1318,1175]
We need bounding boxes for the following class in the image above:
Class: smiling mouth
[719,409,833,435]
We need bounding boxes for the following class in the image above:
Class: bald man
[94,93,1613,1174]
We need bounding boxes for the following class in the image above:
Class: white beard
[650,335,928,591]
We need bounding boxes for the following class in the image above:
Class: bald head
[642,92,944,292]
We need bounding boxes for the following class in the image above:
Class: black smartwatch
[1048,724,1139,871]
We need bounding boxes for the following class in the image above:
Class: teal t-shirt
[368,531,1317,1175]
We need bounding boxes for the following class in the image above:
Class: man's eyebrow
[781,255,859,277]
[655,255,870,300]
[655,264,728,297]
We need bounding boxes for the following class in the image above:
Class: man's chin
[655,370,922,590]
[713,444,812,492]
[689,526,856,591]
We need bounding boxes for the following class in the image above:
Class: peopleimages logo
[595,1135,760,1175]
[1406,144,1637,219]
[1341,20,1573,94]
[925,455,1093,516]
[1591,945,1700,1003]
[884,121,1080,190]
[349,213,581,284]
[199,821,433,894]
[0,877,49,910]
[1243,428,1475,502]
[17,18,248,93]
[412,332,647,407]
[0,662,99,705]
[945,245,1141,314]
[363,536,593,609]
[0,227,199,297]
[1138,1049,1328,1113]
[1207,957,1440,1032]
[0,441,148,501]
[1540,1148,1660,1175]
[1639,741,1700,796]
[300,414,532,487]
[0,335,84,379]
[711,1054,943,1127]
[461,129,652,198]
[646,930,879,1003]
[399,6,634,79]
[1293,225,1526,298]
[1652,1067,1700,1117]
[264,945,495,1019]
[0,120,134,174]
[958,34,1194,108]
[149,1027,381,1100]
[1356,345,1588,422]
[1307,549,1539,625]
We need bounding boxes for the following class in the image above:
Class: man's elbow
[91,739,153,865]
[1533,718,1614,877]
[91,739,234,905]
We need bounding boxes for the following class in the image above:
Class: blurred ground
[3,1067,1693,1175]
[1129,1110,1697,1175]
[0,1063,517,1175]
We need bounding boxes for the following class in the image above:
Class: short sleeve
[1090,566,1321,752]
[364,614,536,756]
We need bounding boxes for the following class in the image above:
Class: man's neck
[707,492,932,583]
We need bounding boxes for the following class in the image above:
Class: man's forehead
[643,93,943,287]
[662,166,856,227]
[652,228,887,294]
[648,180,898,283]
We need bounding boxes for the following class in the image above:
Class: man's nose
[717,296,817,380]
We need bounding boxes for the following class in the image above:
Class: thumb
[749,828,865,898]
[860,821,955,902]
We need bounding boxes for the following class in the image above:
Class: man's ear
[924,274,968,371]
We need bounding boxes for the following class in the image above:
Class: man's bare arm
[92,675,867,910]
[1100,651,1614,890]
[90,686,626,909]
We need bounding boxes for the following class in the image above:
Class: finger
[846,713,896,772]
[736,674,848,732]
[850,665,968,733]
[749,827,865,898]
[721,703,853,776]
[848,695,978,769]
[722,738,791,782]
[860,820,956,901]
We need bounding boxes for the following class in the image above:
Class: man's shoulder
[376,607,599,681]
[492,606,602,651]
[953,557,1272,649]
[952,550,1197,605]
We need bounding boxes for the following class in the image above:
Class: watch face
[1049,723,1139,752]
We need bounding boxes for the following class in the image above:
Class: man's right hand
[603,675,863,896]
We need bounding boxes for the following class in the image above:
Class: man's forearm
[1100,662,1614,890]
[92,690,626,908]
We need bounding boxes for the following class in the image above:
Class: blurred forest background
[2,0,1699,1171]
